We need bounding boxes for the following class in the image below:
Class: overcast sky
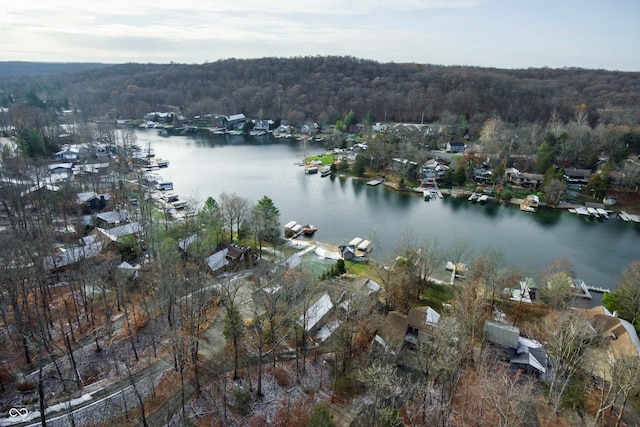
[1,0,638,71]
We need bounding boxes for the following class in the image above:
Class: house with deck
[205,243,254,276]
[505,168,544,189]
[563,168,592,186]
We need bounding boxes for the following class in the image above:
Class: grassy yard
[306,153,336,165]
[418,283,455,309]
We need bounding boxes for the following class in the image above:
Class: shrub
[234,389,252,415]
[16,381,36,392]
[274,367,291,387]
[307,404,336,427]
[500,188,514,201]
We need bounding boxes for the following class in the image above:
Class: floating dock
[366,179,384,186]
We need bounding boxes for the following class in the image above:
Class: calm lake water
[136,129,640,291]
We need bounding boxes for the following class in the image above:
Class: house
[253,119,274,132]
[423,159,449,181]
[505,168,544,189]
[300,292,334,333]
[373,312,408,356]
[392,158,418,174]
[563,168,592,186]
[94,143,109,158]
[20,183,59,198]
[339,245,356,261]
[504,278,534,303]
[583,306,640,359]
[372,123,390,133]
[205,248,229,274]
[205,243,254,275]
[473,166,492,183]
[223,113,246,130]
[48,163,74,175]
[226,243,254,268]
[405,306,441,349]
[54,148,79,162]
[178,234,198,253]
[117,261,141,280]
[373,306,441,356]
[43,242,104,272]
[446,141,466,153]
[76,192,109,212]
[96,210,128,228]
[93,222,143,244]
[483,320,550,379]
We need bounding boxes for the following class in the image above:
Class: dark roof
[227,244,250,260]
[448,141,465,146]
[563,168,592,177]
[375,311,409,354]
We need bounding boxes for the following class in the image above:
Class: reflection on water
[137,130,640,290]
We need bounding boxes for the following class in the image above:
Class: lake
[135,129,640,291]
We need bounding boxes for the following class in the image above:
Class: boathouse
[223,113,246,130]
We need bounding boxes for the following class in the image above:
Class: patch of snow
[314,247,341,260]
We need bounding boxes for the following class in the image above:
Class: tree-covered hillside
[1,57,638,127]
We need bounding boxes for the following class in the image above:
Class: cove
[135,129,640,291]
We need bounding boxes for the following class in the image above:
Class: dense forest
[1,56,639,128]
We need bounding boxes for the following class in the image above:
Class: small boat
[586,207,600,218]
[468,193,479,202]
[171,200,188,210]
[320,166,331,177]
[305,165,319,174]
[574,206,591,216]
[155,158,169,168]
[477,194,489,203]
[157,181,174,191]
[302,224,317,235]
[162,193,179,203]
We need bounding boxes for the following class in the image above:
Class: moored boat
[302,224,317,235]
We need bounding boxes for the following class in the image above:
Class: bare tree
[529,311,600,418]
[219,192,250,241]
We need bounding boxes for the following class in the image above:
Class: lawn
[418,283,455,309]
[306,153,336,165]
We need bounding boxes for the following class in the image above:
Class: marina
[138,129,640,292]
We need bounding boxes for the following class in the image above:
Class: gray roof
[97,210,128,224]
[178,234,198,252]
[484,320,520,349]
[77,191,98,204]
[205,248,229,272]
[43,242,103,270]
[96,222,143,241]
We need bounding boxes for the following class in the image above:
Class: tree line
[1,56,639,128]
